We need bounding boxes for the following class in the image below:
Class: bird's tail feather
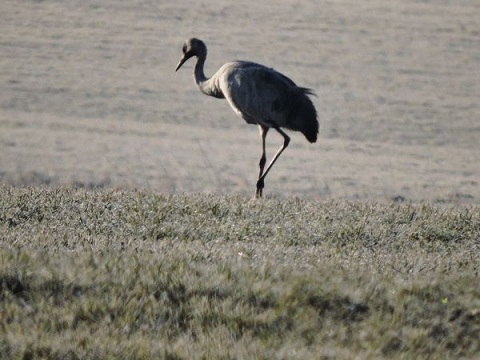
[291,88,319,143]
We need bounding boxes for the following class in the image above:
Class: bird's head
[175,38,207,71]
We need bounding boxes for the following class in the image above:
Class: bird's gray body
[175,38,319,196]
[209,61,318,142]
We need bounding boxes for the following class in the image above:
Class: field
[1,187,479,358]
[1,0,480,359]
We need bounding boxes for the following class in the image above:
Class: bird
[175,38,319,197]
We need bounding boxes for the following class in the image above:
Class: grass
[0,185,479,359]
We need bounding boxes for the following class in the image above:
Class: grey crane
[175,38,319,197]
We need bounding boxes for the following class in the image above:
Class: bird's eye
[182,44,187,54]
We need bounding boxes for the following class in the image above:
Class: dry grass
[2,0,480,202]
[1,2,479,357]
[1,186,479,359]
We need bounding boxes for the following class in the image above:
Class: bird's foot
[256,179,265,198]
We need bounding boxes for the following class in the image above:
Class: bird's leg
[258,126,269,177]
[256,127,290,197]
[256,126,269,197]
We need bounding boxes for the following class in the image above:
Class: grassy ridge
[1,186,479,359]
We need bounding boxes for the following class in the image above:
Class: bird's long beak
[175,55,189,72]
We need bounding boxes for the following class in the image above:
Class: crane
[175,38,319,197]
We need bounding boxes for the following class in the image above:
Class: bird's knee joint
[259,155,266,168]
[284,136,291,147]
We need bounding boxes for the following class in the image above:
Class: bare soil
[1,0,479,202]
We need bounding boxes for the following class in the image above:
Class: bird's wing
[218,62,298,127]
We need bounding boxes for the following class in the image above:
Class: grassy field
[2,0,479,202]
[1,1,480,358]
[1,186,479,359]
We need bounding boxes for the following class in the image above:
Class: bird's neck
[194,54,223,98]
[194,54,208,87]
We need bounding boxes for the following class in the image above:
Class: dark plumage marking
[175,38,319,197]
